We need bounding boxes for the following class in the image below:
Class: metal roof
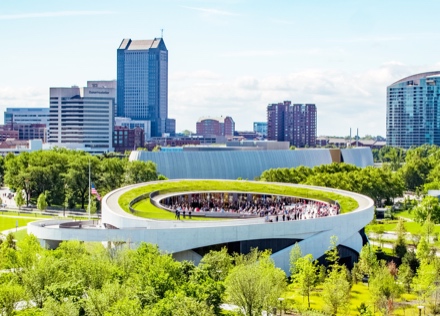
[129,148,373,179]
[118,38,164,51]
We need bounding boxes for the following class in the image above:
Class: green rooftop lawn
[119,180,359,221]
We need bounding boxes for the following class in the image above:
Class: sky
[1,0,440,137]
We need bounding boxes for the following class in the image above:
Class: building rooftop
[197,116,232,123]
[118,38,163,51]
[389,71,440,86]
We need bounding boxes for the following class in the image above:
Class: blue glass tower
[117,38,170,137]
[387,71,440,148]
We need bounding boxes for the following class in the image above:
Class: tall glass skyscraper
[117,38,174,137]
[387,71,440,148]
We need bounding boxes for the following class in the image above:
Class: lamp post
[63,182,68,217]
[278,297,284,316]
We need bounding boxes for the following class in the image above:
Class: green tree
[98,157,126,195]
[225,249,286,316]
[398,262,414,293]
[181,130,193,136]
[124,160,158,185]
[84,281,141,316]
[394,218,408,258]
[0,282,24,316]
[422,214,436,241]
[322,236,351,315]
[413,195,440,224]
[292,254,318,308]
[289,242,303,275]
[369,262,402,315]
[412,260,437,304]
[150,291,215,316]
[199,247,232,281]
[358,245,379,286]
[416,237,431,263]
[43,297,80,316]
[322,266,350,316]
[37,192,47,211]
[14,192,25,210]
[64,154,99,209]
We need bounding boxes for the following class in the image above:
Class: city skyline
[1,1,440,137]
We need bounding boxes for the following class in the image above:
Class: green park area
[1,145,440,314]
[120,179,358,220]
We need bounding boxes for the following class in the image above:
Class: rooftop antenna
[161,29,163,38]
[356,128,359,147]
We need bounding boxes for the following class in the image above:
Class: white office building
[48,81,115,153]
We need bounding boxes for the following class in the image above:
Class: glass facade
[117,38,169,137]
[387,72,440,148]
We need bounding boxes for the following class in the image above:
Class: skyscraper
[267,101,317,147]
[387,71,440,148]
[117,37,174,137]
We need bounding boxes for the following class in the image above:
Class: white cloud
[0,87,47,123]
[0,11,114,20]
[169,62,440,136]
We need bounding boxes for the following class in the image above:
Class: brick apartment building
[267,101,317,147]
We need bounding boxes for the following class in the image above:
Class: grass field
[366,220,440,235]
[120,180,359,220]
[0,215,41,231]
[285,282,418,315]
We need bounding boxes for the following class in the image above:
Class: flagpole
[88,158,91,220]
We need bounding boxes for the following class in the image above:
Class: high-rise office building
[48,81,115,153]
[387,71,440,148]
[117,37,175,137]
[267,101,317,147]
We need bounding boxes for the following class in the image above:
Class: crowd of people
[162,194,340,221]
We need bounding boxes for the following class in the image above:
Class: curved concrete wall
[28,180,374,274]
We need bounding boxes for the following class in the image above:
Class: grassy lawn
[394,209,416,220]
[366,220,440,235]
[12,229,29,241]
[285,282,418,315]
[0,215,40,231]
[119,180,359,220]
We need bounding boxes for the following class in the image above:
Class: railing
[59,220,96,229]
